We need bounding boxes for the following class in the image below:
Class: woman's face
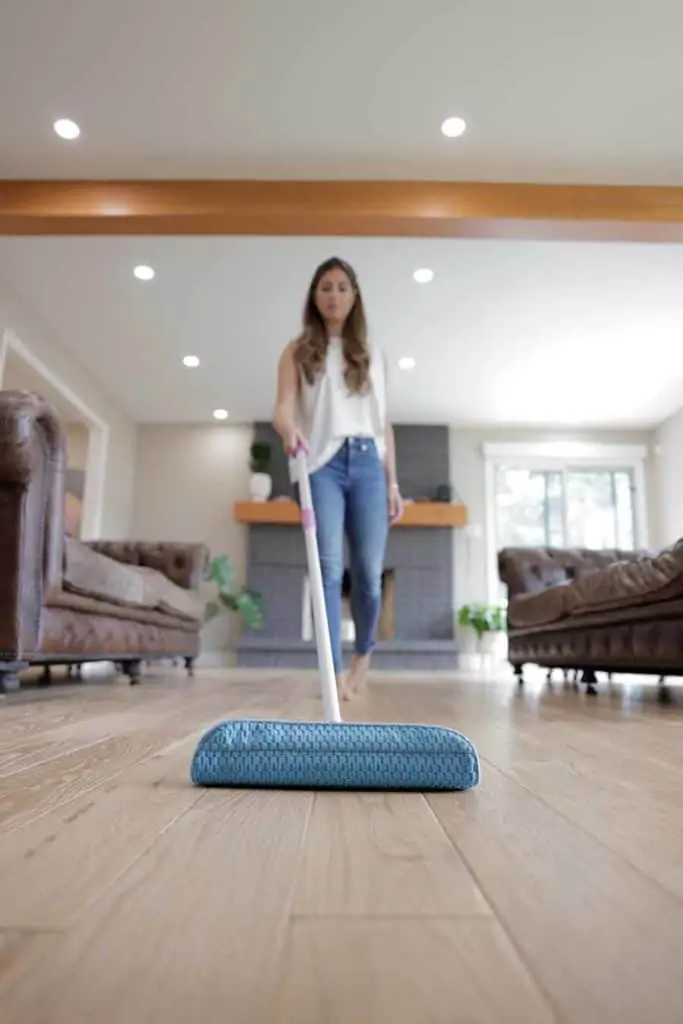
[313,267,356,329]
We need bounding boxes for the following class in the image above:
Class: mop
[190,447,479,791]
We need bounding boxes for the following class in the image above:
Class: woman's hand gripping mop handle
[295,445,342,724]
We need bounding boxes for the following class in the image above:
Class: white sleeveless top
[289,336,387,479]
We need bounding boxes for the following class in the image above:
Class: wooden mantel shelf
[234,499,468,529]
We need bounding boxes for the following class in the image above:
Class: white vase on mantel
[249,472,272,502]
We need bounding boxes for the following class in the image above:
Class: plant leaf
[218,592,239,612]
[211,554,235,591]
[204,600,221,623]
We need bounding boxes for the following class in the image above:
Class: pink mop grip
[301,507,316,530]
[294,444,316,530]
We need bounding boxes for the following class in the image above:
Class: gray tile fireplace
[237,424,461,670]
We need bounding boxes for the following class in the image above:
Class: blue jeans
[299,438,388,674]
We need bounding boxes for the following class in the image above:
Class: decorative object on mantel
[204,554,263,630]
[233,499,468,528]
[248,440,272,502]
[435,483,453,503]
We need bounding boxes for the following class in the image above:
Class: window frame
[483,441,649,602]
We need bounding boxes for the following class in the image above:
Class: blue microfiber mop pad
[190,718,480,791]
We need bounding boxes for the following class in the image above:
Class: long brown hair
[294,257,371,395]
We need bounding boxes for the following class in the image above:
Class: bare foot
[347,653,371,695]
[336,673,353,702]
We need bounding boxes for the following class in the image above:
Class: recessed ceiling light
[133,264,155,281]
[398,357,416,371]
[441,116,466,139]
[413,268,434,284]
[182,355,200,368]
[53,118,81,140]
[213,408,229,421]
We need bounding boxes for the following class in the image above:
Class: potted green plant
[457,602,507,658]
[249,440,272,502]
[204,554,263,630]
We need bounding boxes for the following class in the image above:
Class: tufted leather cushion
[568,538,683,615]
[498,546,650,598]
[507,583,575,629]
[63,537,204,622]
[45,588,199,631]
[86,540,208,591]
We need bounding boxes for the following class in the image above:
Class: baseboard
[195,650,237,669]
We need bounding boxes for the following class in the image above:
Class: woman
[273,256,404,701]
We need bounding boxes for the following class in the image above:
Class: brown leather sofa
[0,390,208,693]
[498,543,683,694]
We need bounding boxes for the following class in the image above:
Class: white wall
[654,406,683,547]
[65,422,90,471]
[0,277,137,537]
[132,421,661,657]
[450,425,657,609]
[132,424,253,659]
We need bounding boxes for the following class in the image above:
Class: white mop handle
[295,446,342,724]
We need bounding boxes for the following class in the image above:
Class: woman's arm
[273,342,302,450]
[384,421,399,490]
[385,422,404,523]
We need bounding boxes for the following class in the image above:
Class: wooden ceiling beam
[2,179,683,240]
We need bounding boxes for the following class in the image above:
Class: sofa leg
[125,660,142,685]
[38,665,52,687]
[658,676,672,705]
[184,657,195,678]
[582,668,598,695]
[0,662,27,693]
[512,664,524,686]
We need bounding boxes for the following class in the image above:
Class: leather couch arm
[85,540,210,591]
[0,390,66,659]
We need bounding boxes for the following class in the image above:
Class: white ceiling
[1,235,682,428]
[2,2,683,429]
[1,0,683,184]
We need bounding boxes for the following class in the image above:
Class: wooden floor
[0,667,682,1023]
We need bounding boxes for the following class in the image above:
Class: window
[495,465,636,551]
[483,442,648,601]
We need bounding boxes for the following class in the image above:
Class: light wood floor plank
[428,763,683,1024]
[292,790,490,917]
[271,917,557,1023]
[0,788,313,1024]
[507,759,683,901]
[0,668,681,1022]
[0,929,57,991]
[0,731,182,832]
[0,683,286,832]
[0,741,202,929]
